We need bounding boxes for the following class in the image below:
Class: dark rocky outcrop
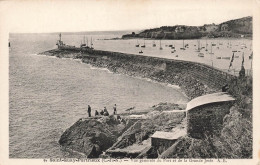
[59,116,127,158]
[59,103,186,158]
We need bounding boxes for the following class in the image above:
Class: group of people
[87,104,117,117]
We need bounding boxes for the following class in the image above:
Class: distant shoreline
[103,36,252,40]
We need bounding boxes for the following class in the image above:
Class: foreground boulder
[59,116,126,158]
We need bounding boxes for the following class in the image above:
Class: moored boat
[152,40,156,47]
[159,40,163,50]
[135,40,139,47]
[141,39,145,48]
[198,53,204,57]
[222,57,231,60]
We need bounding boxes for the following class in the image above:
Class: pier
[79,47,237,99]
[42,46,239,99]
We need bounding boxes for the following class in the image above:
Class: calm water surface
[9,33,188,158]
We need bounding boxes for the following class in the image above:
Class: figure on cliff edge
[100,109,104,115]
[104,107,109,116]
[95,110,99,116]
[239,53,246,79]
[113,104,117,115]
[239,65,245,79]
[88,105,91,117]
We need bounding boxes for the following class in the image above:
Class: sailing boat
[205,39,208,52]
[86,37,89,48]
[153,40,156,47]
[141,39,146,48]
[90,37,94,49]
[180,39,185,50]
[209,42,214,55]
[159,40,163,50]
[80,36,87,48]
[169,40,173,47]
[136,40,140,47]
[249,52,253,59]
[171,43,175,49]
[195,40,200,52]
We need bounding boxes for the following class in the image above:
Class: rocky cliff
[122,16,252,39]
[59,116,126,158]
[59,103,186,158]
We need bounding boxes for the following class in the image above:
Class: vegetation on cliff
[159,76,252,159]
[122,16,252,39]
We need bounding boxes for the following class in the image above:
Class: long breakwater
[42,48,236,99]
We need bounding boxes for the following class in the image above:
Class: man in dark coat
[88,105,91,117]
[113,104,117,115]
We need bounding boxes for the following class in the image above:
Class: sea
[9,33,188,158]
[9,32,252,158]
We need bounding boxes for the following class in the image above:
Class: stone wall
[187,102,233,139]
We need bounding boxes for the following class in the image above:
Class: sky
[0,0,254,33]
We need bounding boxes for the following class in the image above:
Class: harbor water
[9,33,189,158]
[61,33,253,73]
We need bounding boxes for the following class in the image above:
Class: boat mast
[206,39,208,51]
[198,40,200,51]
[211,42,213,54]
[91,37,93,48]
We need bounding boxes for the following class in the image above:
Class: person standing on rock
[88,105,91,117]
[113,104,117,115]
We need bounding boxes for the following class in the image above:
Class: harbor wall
[80,49,236,99]
[187,102,233,139]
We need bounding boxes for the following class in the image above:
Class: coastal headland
[39,47,252,159]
